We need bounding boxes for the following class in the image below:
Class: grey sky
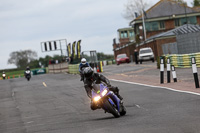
[0,0,193,69]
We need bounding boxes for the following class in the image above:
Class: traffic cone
[97,66,100,72]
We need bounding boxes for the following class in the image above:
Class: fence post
[167,58,171,83]
[191,57,199,88]
[171,65,177,82]
[160,58,164,84]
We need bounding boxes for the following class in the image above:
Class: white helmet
[81,58,86,65]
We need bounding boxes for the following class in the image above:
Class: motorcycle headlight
[94,96,101,102]
[101,89,108,96]
[2,74,6,77]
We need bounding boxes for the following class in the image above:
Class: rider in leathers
[79,58,91,81]
[82,67,123,110]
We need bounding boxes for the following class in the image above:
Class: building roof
[131,0,198,25]
[173,24,200,35]
[139,24,200,45]
[117,27,134,32]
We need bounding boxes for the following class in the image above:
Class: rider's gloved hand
[107,84,111,88]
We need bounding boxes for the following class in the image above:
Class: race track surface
[0,73,200,133]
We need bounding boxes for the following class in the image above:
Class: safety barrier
[68,61,104,74]
[68,64,79,74]
[48,62,68,73]
[160,52,200,68]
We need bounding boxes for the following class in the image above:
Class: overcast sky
[0,0,193,69]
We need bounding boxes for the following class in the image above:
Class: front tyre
[120,105,127,116]
[104,100,120,118]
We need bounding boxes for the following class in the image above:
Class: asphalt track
[1,70,200,132]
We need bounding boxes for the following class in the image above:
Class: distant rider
[82,67,123,110]
[2,71,6,80]
[79,58,91,81]
[24,66,31,76]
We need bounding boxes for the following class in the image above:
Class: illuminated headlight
[94,96,101,102]
[101,89,108,96]
[2,74,6,77]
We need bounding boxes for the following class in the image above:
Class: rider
[82,67,123,110]
[2,71,6,79]
[24,66,31,76]
[79,58,91,81]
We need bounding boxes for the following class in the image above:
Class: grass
[0,70,25,80]
[0,68,46,80]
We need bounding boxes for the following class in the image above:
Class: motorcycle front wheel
[104,99,120,118]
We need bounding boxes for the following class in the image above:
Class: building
[113,0,200,60]
[113,27,135,61]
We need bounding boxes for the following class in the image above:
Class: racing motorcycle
[24,70,31,81]
[2,73,6,80]
[91,83,126,118]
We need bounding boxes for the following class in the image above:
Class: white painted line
[43,82,47,87]
[27,121,34,124]
[12,91,15,97]
[110,79,200,96]
[135,104,141,108]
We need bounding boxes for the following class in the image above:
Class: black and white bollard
[171,65,177,82]
[167,58,171,83]
[160,58,164,84]
[191,57,199,88]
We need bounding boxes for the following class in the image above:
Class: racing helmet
[26,66,30,70]
[81,58,87,65]
[83,67,94,79]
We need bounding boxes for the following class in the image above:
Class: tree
[123,0,149,21]
[29,59,40,68]
[39,55,52,67]
[192,0,200,6]
[8,50,37,69]
[97,52,114,60]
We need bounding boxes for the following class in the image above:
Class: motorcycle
[91,83,126,118]
[25,70,31,81]
[2,73,6,80]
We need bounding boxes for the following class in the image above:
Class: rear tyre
[104,100,120,118]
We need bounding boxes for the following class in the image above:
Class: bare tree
[123,0,149,21]
[8,50,37,69]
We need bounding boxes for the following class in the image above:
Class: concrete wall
[48,62,68,73]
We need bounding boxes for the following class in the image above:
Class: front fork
[106,91,121,111]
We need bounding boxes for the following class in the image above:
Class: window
[159,21,165,29]
[151,22,159,31]
[120,32,124,38]
[124,31,128,38]
[135,25,140,35]
[175,16,197,27]
[175,19,180,27]
[145,21,159,31]
[129,31,135,37]
[188,16,197,24]
[120,31,128,38]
